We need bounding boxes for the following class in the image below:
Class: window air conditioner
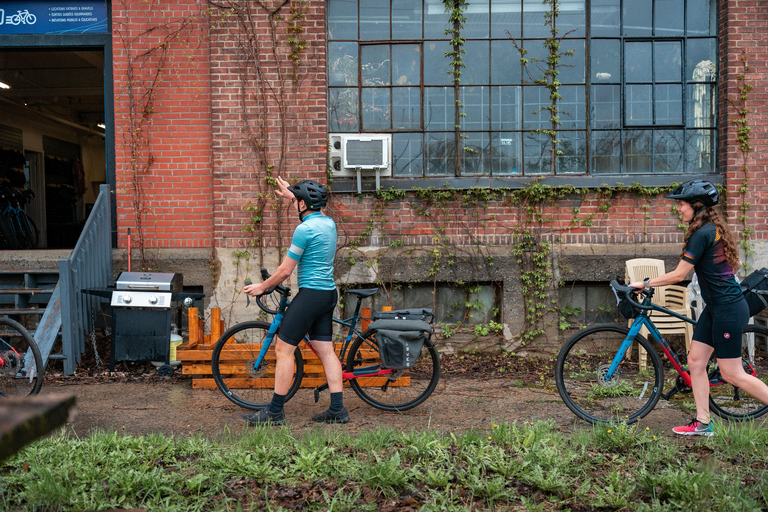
[329,134,392,192]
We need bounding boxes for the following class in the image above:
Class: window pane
[425,132,456,175]
[559,86,586,128]
[523,132,552,174]
[625,84,652,125]
[623,130,652,173]
[425,0,450,39]
[462,132,490,175]
[490,132,521,174]
[685,129,715,173]
[523,86,551,130]
[687,83,715,128]
[491,40,522,84]
[687,0,715,36]
[460,86,489,131]
[393,0,422,40]
[558,39,585,83]
[591,39,620,83]
[591,0,619,37]
[393,133,424,176]
[625,42,652,82]
[424,87,455,130]
[362,88,391,129]
[686,39,717,81]
[557,0,586,36]
[591,84,621,129]
[329,88,360,132]
[623,0,652,36]
[557,131,587,174]
[424,40,452,85]
[591,130,621,173]
[360,0,390,40]
[655,84,682,125]
[361,45,391,86]
[654,130,684,173]
[393,87,421,129]
[491,0,522,39]
[328,42,359,86]
[462,41,490,85]
[654,0,683,36]
[523,0,549,38]
[654,42,681,83]
[463,0,490,39]
[328,0,358,40]
[392,44,420,85]
[491,86,521,130]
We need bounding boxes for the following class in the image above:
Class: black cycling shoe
[243,409,285,426]
[312,407,350,424]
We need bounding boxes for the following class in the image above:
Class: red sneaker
[672,418,714,437]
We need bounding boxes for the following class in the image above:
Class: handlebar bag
[372,308,435,323]
[740,267,768,317]
[368,319,431,370]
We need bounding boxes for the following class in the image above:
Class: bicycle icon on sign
[5,10,37,26]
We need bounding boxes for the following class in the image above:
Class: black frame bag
[740,267,768,317]
[368,319,431,370]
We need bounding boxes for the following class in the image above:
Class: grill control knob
[149,295,158,305]
[122,294,132,304]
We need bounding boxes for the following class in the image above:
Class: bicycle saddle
[347,288,379,298]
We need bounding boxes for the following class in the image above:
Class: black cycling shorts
[692,297,749,359]
[277,288,338,346]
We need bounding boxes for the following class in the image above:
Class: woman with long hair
[629,180,768,435]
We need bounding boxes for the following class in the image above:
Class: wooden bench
[0,394,76,461]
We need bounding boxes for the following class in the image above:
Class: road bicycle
[555,280,768,424]
[0,317,44,396]
[211,269,441,412]
[0,187,38,250]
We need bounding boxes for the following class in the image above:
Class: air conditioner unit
[329,134,392,191]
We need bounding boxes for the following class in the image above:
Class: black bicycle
[0,186,38,250]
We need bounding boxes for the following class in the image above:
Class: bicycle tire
[0,213,19,250]
[211,321,304,410]
[0,318,44,396]
[345,327,440,412]
[708,323,768,421]
[555,323,664,424]
[19,213,38,249]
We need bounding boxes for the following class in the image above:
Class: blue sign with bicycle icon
[0,1,107,35]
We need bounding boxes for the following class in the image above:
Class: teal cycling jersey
[286,212,337,290]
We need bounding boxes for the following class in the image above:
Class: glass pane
[491,40,522,84]
[687,39,717,81]
[491,0,522,38]
[491,86,521,130]
[685,129,715,173]
[329,88,360,132]
[523,131,552,174]
[559,86,586,129]
[490,132,521,174]
[591,39,620,83]
[425,132,456,175]
[625,42,652,82]
[557,0,586,37]
[393,87,421,129]
[687,0,715,36]
[424,40,453,85]
[328,0,359,40]
[557,131,587,174]
[523,86,551,130]
[462,132,490,175]
[622,130,652,173]
[654,130,685,173]
[625,85,651,125]
[590,84,621,129]
[591,130,621,173]
[654,0,683,36]
[328,42,359,86]
[463,41,491,86]
[463,0,490,39]
[622,0,652,37]
[591,0,619,37]
[654,42,681,83]
[425,0,450,39]
[392,44,420,85]
[687,83,715,128]
[523,0,549,38]
[393,133,424,176]
[360,0,390,40]
[460,86,489,130]
[424,87,455,130]
[655,84,682,125]
[361,45,391,86]
[362,88,391,129]
[393,0,422,39]
[558,39,585,83]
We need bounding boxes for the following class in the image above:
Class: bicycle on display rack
[211,268,441,412]
[555,280,768,424]
[0,186,39,250]
[0,317,44,396]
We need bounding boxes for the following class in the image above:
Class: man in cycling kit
[242,177,347,426]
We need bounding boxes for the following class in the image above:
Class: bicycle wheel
[0,318,44,396]
[211,321,304,410]
[0,213,18,250]
[708,324,768,421]
[8,213,28,249]
[555,324,664,424]
[346,328,440,412]
[19,213,38,249]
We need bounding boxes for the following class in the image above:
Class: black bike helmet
[288,180,328,217]
[665,180,719,207]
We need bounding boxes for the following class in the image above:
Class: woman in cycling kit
[242,177,347,426]
[629,180,768,436]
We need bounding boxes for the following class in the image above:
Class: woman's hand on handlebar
[244,281,268,297]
